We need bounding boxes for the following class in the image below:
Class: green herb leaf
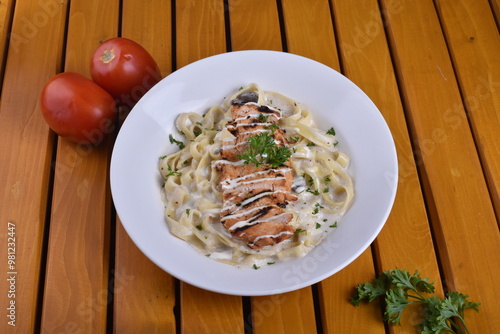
[351,269,480,334]
[164,165,182,178]
[258,113,270,122]
[169,134,185,149]
[237,132,291,167]
[326,127,336,136]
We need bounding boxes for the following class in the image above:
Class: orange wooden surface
[0,0,498,333]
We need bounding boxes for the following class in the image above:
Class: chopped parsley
[238,132,291,167]
[264,123,280,132]
[326,127,336,136]
[169,134,185,149]
[312,203,324,215]
[257,113,270,122]
[164,165,182,178]
[306,188,320,196]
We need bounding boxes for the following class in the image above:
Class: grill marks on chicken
[216,103,297,249]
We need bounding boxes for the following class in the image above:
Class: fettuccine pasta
[159,84,353,268]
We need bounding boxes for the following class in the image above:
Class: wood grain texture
[318,253,385,333]
[330,1,445,332]
[40,0,119,332]
[380,0,500,332]
[251,289,316,334]
[434,0,500,222]
[175,0,226,68]
[181,284,244,333]
[280,1,385,333]
[228,0,282,51]
[112,1,176,332]
[175,1,244,333]
[281,0,339,68]
[0,0,68,332]
[228,2,320,333]
[113,221,176,333]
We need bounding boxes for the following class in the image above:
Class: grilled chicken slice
[216,102,297,249]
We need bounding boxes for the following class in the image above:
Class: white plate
[110,50,398,296]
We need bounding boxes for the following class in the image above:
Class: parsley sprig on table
[237,132,291,167]
[350,269,480,334]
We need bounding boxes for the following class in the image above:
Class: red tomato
[40,72,117,145]
[90,37,161,108]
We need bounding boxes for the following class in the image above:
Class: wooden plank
[175,1,244,333]
[434,0,500,222]
[280,1,384,332]
[281,0,339,69]
[0,0,68,331]
[251,289,316,334]
[330,1,446,332]
[175,0,227,68]
[40,0,119,332]
[181,284,244,333]
[112,0,176,332]
[317,255,385,333]
[227,1,322,333]
[0,0,14,81]
[113,222,176,333]
[380,0,500,332]
[228,1,321,333]
[228,0,282,51]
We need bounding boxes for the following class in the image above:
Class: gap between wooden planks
[40,0,118,332]
[112,0,177,333]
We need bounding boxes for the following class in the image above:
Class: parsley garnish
[253,264,260,270]
[326,127,336,136]
[237,132,291,167]
[351,269,480,333]
[315,223,321,229]
[312,203,324,215]
[329,222,337,228]
[258,113,270,122]
[169,134,185,149]
[306,188,320,195]
[164,165,182,178]
[264,124,280,132]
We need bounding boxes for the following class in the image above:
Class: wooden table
[0,0,499,333]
